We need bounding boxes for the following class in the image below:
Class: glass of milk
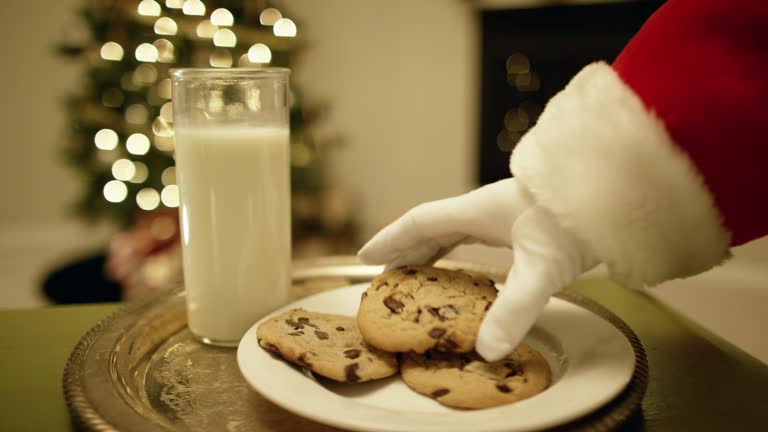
[170,68,291,347]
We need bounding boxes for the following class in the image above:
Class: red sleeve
[613,0,768,245]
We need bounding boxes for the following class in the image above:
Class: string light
[133,64,158,86]
[137,188,161,210]
[515,72,540,92]
[182,0,205,16]
[273,18,297,37]
[165,0,183,9]
[112,159,136,181]
[157,78,172,99]
[210,48,233,67]
[152,117,175,137]
[213,29,237,47]
[130,162,149,183]
[210,8,234,26]
[104,180,128,203]
[135,43,159,62]
[154,17,178,36]
[100,42,124,61]
[161,185,180,207]
[127,133,151,155]
[196,20,218,38]
[504,108,529,132]
[505,53,530,74]
[94,129,119,150]
[154,134,175,151]
[138,0,161,16]
[161,167,176,185]
[160,102,173,122]
[125,104,149,124]
[259,8,282,25]
[154,39,175,63]
[248,44,271,64]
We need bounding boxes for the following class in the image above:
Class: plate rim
[237,282,646,432]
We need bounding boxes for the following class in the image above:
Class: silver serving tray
[63,257,648,431]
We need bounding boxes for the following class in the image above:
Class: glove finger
[475,206,595,361]
[384,234,467,270]
[358,198,465,264]
[475,272,550,362]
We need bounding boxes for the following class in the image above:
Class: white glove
[358,178,598,361]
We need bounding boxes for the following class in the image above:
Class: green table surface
[1,278,767,431]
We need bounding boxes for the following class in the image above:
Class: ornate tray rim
[63,257,648,431]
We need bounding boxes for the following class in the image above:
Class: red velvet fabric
[613,0,768,246]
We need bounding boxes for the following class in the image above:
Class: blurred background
[1,0,766,362]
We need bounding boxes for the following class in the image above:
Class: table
[1,277,767,431]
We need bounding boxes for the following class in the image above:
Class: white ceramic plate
[237,283,635,432]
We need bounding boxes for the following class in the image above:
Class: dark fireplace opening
[478,0,665,185]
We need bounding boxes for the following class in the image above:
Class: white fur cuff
[510,62,730,288]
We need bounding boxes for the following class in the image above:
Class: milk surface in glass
[174,126,290,343]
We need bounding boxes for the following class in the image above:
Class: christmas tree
[52,0,357,300]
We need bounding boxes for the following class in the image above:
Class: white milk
[174,126,291,344]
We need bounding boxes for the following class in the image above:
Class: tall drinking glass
[170,68,291,346]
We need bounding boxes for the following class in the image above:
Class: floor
[2,225,766,364]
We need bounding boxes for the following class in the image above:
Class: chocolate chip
[429,328,446,339]
[285,319,303,330]
[439,338,460,352]
[426,307,439,317]
[344,349,361,359]
[427,277,438,282]
[266,343,281,354]
[431,388,450,398]
[375,282,388,291]
[414,307,422,323]
[404,269,418,275]
[393,283,399,288]
[473,282,479,287]
[288,331,304,336]
[361,292,368,299]
[345,363,361,382]
[314,330,329,340]
[484,301,493,312]
[298,353,312,367]
[496,383,512,393]
[298,317,318,328]
[384,295,405,313]
[335,326,345,331]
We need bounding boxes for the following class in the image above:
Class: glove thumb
[476,206,597,361]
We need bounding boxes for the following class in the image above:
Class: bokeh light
[154,39,175,63]
[161,166,176,185]
[112,159,136,181]
[135,43,159,62]
[94,129,119,150]
[137,188,161,210]
[259,8,282,25]
[248,44,272,64]
[127,133,151,155]
[210,48,233,67]
[130,162,149,183]
[154,17,178,36]
[210,8,234,26]
[196,20,218,38]
[161,185,180,207]
[100,42,124,61]
[273,18,297,37]
[103,180,128,203]
[138,0,161,16]
[182,0,205,16]
[125,104,149,124]
[213,29,237,47]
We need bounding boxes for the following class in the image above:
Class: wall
[285,0,479,239]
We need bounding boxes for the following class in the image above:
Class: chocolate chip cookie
[357,266,497,353]
[401,343,551,409]
[257,309,399,383]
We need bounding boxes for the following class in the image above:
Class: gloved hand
[358,178,599,361]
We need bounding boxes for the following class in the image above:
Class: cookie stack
[256,265,551,409]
